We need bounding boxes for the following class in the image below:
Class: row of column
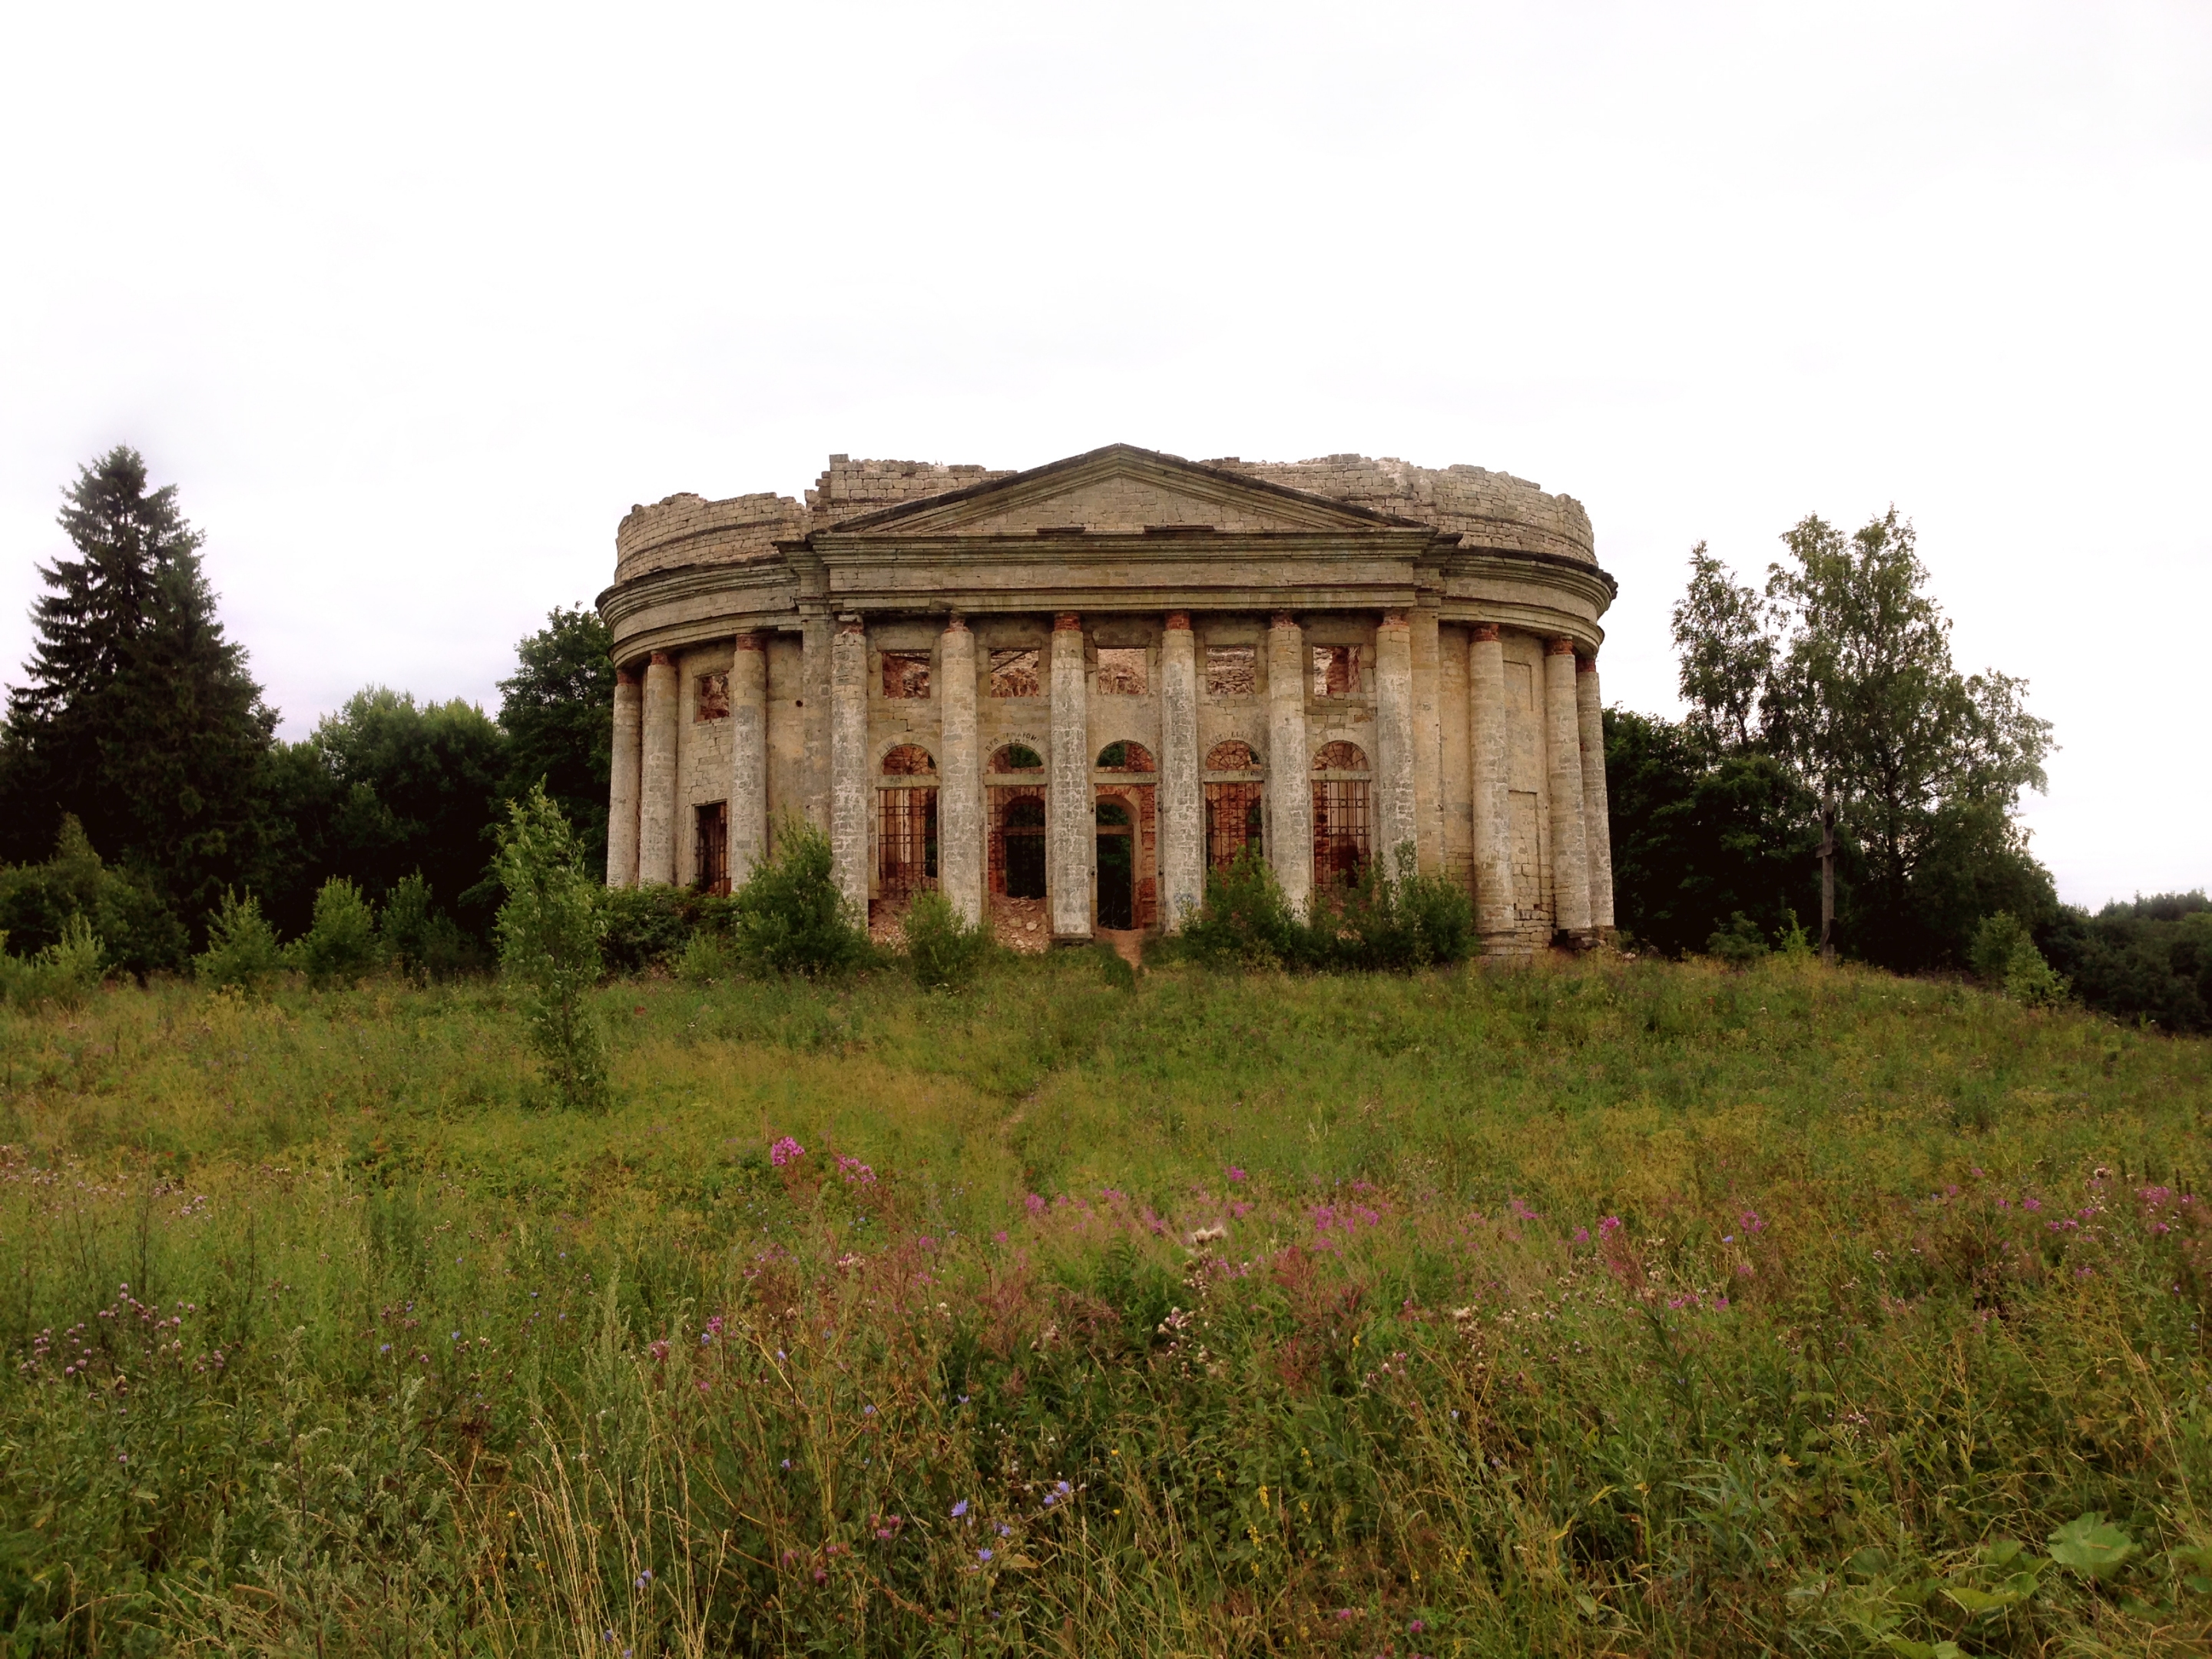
[605,615,1614,945]
[606,638,768,892]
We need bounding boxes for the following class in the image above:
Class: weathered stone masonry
[598,443,1618,949]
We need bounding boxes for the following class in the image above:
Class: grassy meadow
[2,949,2210,1655]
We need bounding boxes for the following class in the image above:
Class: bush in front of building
[601,884,714,974]
[727,818,872,979]
[1168,843,1475,973]
[902,889,998,992]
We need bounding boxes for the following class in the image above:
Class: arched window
[1312,741,1369,773]
[1203,741,1263,869]
[989,743,1045,773]
[882,743,937,777]
[876,746,938,898]
[1311,741,1371,886]
[1096,740,1155,772]
[1207,740,1260,772]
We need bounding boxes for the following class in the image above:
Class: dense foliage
[0,448,276,923]
[498,604,616,877]
[0,450,614,965]
[1168,844,1475,972]
[2,953,2207,1654]
[1651,515,2058,971]
[2042,892,2212,1034]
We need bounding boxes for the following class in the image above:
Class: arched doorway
[1095,799,1134,929]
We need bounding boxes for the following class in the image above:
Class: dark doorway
[1002,796,1047,899]
[1096,800,1134,929]
[694,801,730,894]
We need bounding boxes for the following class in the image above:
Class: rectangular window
[1095,647,1147,695]
[694,801,730,893]
[1204,781,1264,869]
[694,672,730,721]
[1312,645,1360,697]
[876,787,939,897]
[988,648,1040,697]
[1312,779,1371,887]
[1205,645,1256,696]
[881,652,932,699]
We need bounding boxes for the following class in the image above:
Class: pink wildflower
[770,1137,805,1168]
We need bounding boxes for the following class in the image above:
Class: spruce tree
[0,447,275,922]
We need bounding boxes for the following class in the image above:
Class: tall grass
[2,951,2208,1654]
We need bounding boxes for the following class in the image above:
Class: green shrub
[601,884,711,974]
[377,873,473,984]
[675,929,738,985]
[1171,848,1303,969]
[1971,911,2030,982]
[495,786,609,1111]
[727,818,869,979]
[1171,843,1475,973]
[291,877,382,986]
[1322,843,1476,970]
[194,890,286,994]
[902,889,995,992]
[1706,911,1768,968]
[0,816,186,979]
[2004,938,2071,1008]
[1971,910,2068,1008]
[0,913,107,1009]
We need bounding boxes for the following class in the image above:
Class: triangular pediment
[823,444,1419,538]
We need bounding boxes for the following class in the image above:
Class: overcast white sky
[2,2,2205,906]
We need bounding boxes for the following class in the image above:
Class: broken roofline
[817,442,1432,536]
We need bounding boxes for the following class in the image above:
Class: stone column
[830,617,869,916]
[1265,611,1313,917]
[801,614,832,830]
[728,633,768,888]
[1157,611,1202,931]
[606,665,643,888]
[638,651,679,886]
[1409,603,1444,874]
[1048,613,1092,940]
[1576,651,1615,934]
[938,615,984,926]
[1544,637,1592,936]
[1374,610,1418,876]
[1467,624,1515,942]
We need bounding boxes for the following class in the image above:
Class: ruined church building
[597,444,1616,952]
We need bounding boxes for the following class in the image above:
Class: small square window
[694,672,730,721]
[1313,645,1360,697]
[881,652,931,699]
[1096,647,1147,696]
[988,648,1040,697]
[1205,645,1256,696]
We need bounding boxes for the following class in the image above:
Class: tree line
[2,448,2204,1029]
[0,448,614,974]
